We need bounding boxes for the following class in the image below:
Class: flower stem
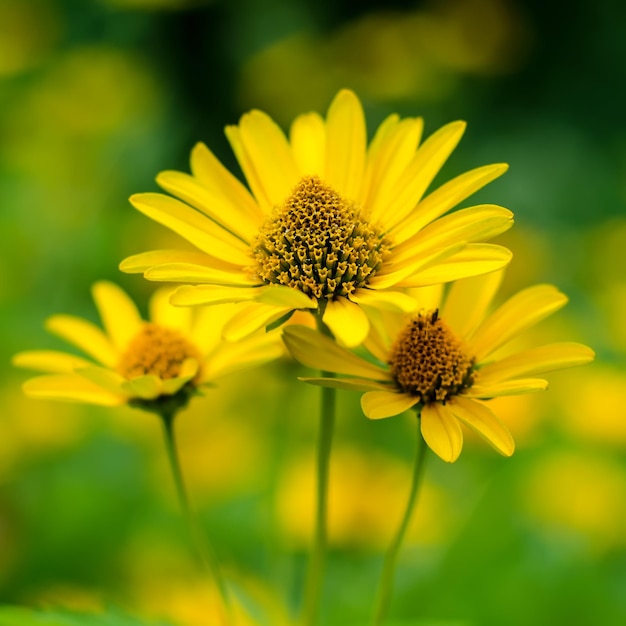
[301,379,336,626]
[160,412,232,625]
[372,414,428,626]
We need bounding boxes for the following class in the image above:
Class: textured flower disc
[118,323,201,381]
[251,175,391,301]
[389,310,475,403]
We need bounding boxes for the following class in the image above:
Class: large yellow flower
[283,270,595,462]
[121,89,513,347]
[13,281,283,412]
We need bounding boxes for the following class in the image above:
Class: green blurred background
[1,0,625,624]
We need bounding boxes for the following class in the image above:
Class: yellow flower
[120,89,513,347]
[283,270,595,462]
[13,281,283,413]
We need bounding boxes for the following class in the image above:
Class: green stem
[160,412,232,625]
[372,413,428,626]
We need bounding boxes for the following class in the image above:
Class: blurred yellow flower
[284,269,594,462]
[13,281,283,413]
[121,89,513,347]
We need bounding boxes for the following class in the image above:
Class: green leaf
[0,606,175,626]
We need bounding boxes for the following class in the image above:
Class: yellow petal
[129,193,251,265]
[188,303,241,354]
[300,377,393,392]
[157,170,259,241]
[466,379,549,397]
[290,112,326,176]
[361,390,418,419]
[257,285,318,309]
[223,302,292,341]
[349,288,419,313]
[470,284,569,361]
[448,396,514,456]
[383,121,466,231]
[170,285,263,307]
[397,244,512,288]
[76,366,128,396]
[322,297,370,347]
[324,89,366,199]
[190,142,263,221]
[119,249,239,274]
[420,403,463,463]
[120,375,163,400]
[149,287,192,334]
[477,342,595,384]
[395,163,509,239]
[13,350,92,373]
[282,326,388,380]
[441,269,504,339]
[45,315,118,368]
[22,374,124,406]
[92,281,143,352]
[144,263,259,286]
[161,359,199,395]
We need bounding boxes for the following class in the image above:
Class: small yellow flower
[13,281,283,413]
[283,270,595,462]
[121,89,513,347]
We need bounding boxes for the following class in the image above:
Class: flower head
[121,89,513,347]
[283,270,595,462]
[13,281,283,415]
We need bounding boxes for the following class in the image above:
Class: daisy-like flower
[13,281,283,415]
[283,270,595,462]
[120,89,514,347]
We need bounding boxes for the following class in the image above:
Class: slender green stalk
[160,412,232,626]
[372,413,428,626]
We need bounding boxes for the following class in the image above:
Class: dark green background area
[1,1,625,625]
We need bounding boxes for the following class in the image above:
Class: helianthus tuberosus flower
[121,89,513,347]
[13,281,283,414]
[283,270,595,462]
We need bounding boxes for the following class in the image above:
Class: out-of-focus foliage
[1,0,625,625]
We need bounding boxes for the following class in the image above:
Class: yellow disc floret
[389,310,475,404]
[118,323,201,381]
[251,175,391,300]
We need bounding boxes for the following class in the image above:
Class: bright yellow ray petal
[23,374,124,406]
[170,285,264,307]
[13,350,93,373]
[160,359,199,395]
[290,112,326,176]
[406,284,445,311]
[119,249,240,274]
[156,170,258,241]
[257,285,318,309]
[393,163,509,240]
[149,287,192,334]
[120,375,163,400]
[129,193,251,265]
[470,285,569,361]
[300,377,394,392]
[324,89,366,199]
[442,269,504,339]
[382,121,466,231]
[188,303,240,355]
[322,297,370,347]
[144,263,260,286]
[349,288,418,313]
[92,281,143,352]
[190,142,263,221]
[223,302,292,341]
[391,204,514,262]
[448,396,514,456]
[366,117,424,218]
[237,109,300,206]
[361,390,419,419]
[465,378,548,398]
[282,326,389,380]
[396,244,512,288]
[76,366,128,396]
[477,342,595,384]
[45,315,118,368]
[420,402,463,463]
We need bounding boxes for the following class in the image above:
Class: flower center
[388,310,475,404]
[118,323,201,381]
[251,175,391,300]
